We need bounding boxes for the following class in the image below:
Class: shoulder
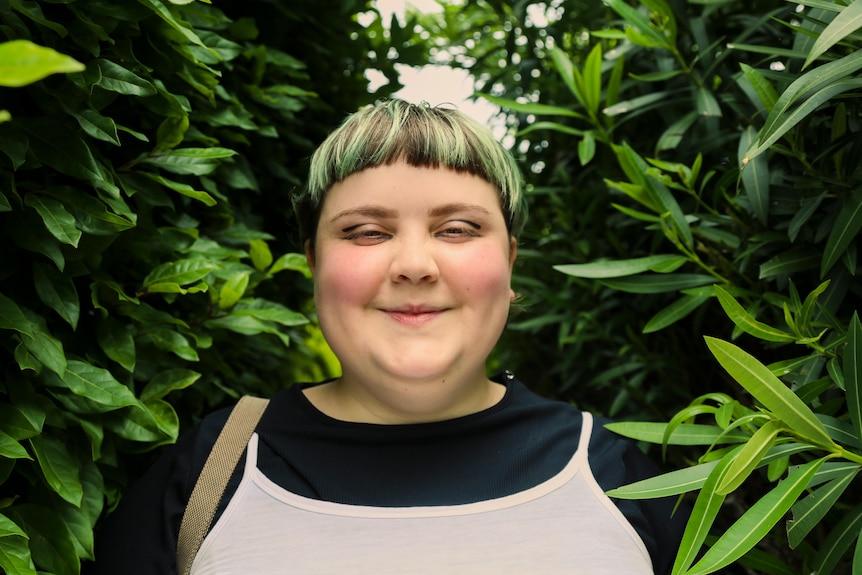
[587,415,689,575]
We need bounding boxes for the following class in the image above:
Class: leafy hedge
[427,0,862,572]
[0,1,407,572]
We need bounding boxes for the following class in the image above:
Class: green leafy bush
[0,0,406,572]
[445,0,862,572]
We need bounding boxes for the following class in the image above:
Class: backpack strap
[176,395,270,575]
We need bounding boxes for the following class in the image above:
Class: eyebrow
[329,205,397,224]
[428,203,492,218]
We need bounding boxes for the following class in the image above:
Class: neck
[303,373,506,424]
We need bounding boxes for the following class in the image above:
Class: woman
[89,99,686,574]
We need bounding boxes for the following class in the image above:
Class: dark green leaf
[45,360,138,409]
[845,313,862,441]
[788,466,860,548]
[143,258,217,287]
[96,317,136,372]
[822,188,862,277]
[33,262,79,329]
[141,368,201,402]
[812,503,862,574]
[0,292,33,337]
[143,328,199,361]
[643,295,711,333]
[23,195,81,247]
[0,429,30,460]
[600,274,715,294]
[6,504,80,575]
[29,434,82,506]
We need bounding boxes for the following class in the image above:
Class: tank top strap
[243,432,260,475]
[574,412,593,466]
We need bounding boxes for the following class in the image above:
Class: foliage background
[3,0,862,573]
[0,0,424,572]
[418,0,862,573]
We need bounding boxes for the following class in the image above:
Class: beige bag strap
[176,395,270,575]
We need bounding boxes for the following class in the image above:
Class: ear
[508,237,518,302]
[304,239,316,277]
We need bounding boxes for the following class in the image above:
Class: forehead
[319,162,505,217]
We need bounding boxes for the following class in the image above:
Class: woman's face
[307,161,516,411]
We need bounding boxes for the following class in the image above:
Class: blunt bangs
[295,99,526,244]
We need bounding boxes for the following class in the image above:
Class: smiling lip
[383,306,446,326]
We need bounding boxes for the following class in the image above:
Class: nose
[389,237,439,284]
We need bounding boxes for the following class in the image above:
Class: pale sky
[369,0,500,126]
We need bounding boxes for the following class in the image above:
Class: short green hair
[294,99,527,244]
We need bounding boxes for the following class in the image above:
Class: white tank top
[190,412,653,574]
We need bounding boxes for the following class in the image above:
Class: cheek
[449,246,512,297]
[313,248,380,307]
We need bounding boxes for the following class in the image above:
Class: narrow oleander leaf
[813,503,862,575]
[739,63,779,112]
[600,274,715,294]
[759,247,821,279]
[705,337,834,447]
[605,421,749,445]
[607,460,720,499]
[550,47,582,106]
[788,466,860,548]
[672,453,736,575]
[822,188,862,277]
[804,0,862,68]
[582,43,603,117]
[845,313,862,441]
[687,458,827,575]
[716,420,782,495]
[714,286,796,342]
[476,93,585,119]
[604,0,672,49]
[745,77,862,162]
[554,255,688,279]
[0,40,84,87]
[738,126,769,225]
[643,295,711,333]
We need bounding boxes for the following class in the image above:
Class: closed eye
[436,221,481,239]
[343,226,391,243]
